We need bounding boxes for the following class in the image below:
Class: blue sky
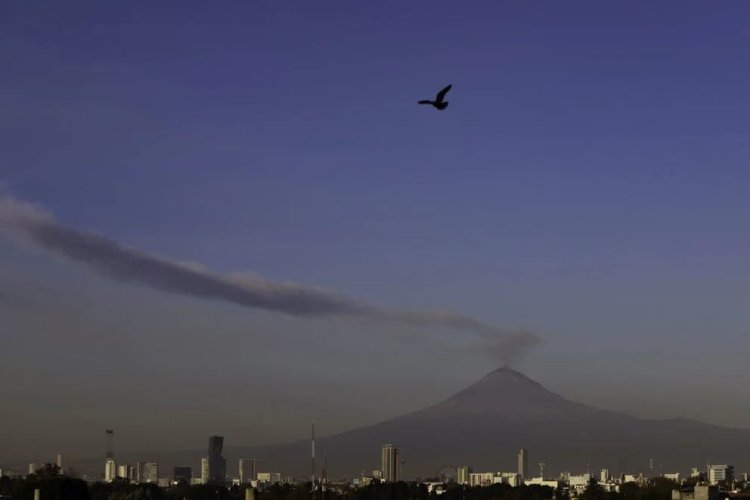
[2,1,750,462]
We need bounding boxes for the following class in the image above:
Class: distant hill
[77,368,750,479]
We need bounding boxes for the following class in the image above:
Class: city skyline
[5,368,750,481]
[9,438,744,491]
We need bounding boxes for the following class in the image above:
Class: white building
[104,459,117,482]
[568,473,593,493]
[664,473,681,483]
[601,469,610,483]
[525,477,559,488]
[117,465,129,480]
[201,457,209,484]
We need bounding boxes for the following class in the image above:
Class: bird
[418,84,452,110]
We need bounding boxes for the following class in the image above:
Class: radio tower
[311,422,316,492]
[322,449,328,499]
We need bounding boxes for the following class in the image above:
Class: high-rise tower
[517,448,528,480]
[207,436,226,485]
[381,444,400,482]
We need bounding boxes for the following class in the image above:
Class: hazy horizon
[2,1,750,467]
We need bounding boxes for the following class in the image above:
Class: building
[56,455,63,469]
[517,449,528,480]
[457,466,473,485]
[104,459,116,482]
[381,444,400,482]
[201,457,209,484]
[601,469,610,483]
[664,473,681,483]
[239,459,257,484]
[672,485,720,500]
[707,465,734,485]
[143,463,158,484]
[526,477,559,488]
[28,464,37,475]
[691,468,707,482]
[117,465,129,479]
[173,466,192,484]
[469,472,494,487]
[498,473,522,487]
[257,472,281,484]
[569,473,593,494]
[207,436,226,485]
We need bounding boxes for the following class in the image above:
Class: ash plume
[0,192,538,362]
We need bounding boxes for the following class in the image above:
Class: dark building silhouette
[207,435,226,485]
[173,466,192,484]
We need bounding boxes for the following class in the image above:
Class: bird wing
[435,84,452,102]
[418,100,434,105]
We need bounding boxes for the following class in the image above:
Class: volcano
[107,368,750,479]
[229,367,750,478]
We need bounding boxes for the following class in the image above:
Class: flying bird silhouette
[418,84,452,110]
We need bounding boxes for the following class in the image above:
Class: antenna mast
[311,422,316,493]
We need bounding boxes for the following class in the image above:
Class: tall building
[56,455,63,469]
[517,448,528,480]
[104,459,117,482]
[173,466,192,484]
[201,457,210,484]
[28,463,37,475]
[207,436,226,485]
[239,459,257,484]
[143,463,159,484]
[601,469,610,483]
[707,465,734,485]
[457,466,473,485]
[381,444,400,482]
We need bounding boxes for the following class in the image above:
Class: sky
[2,1,750,466]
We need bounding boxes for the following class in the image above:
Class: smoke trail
[0,192,538,362]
